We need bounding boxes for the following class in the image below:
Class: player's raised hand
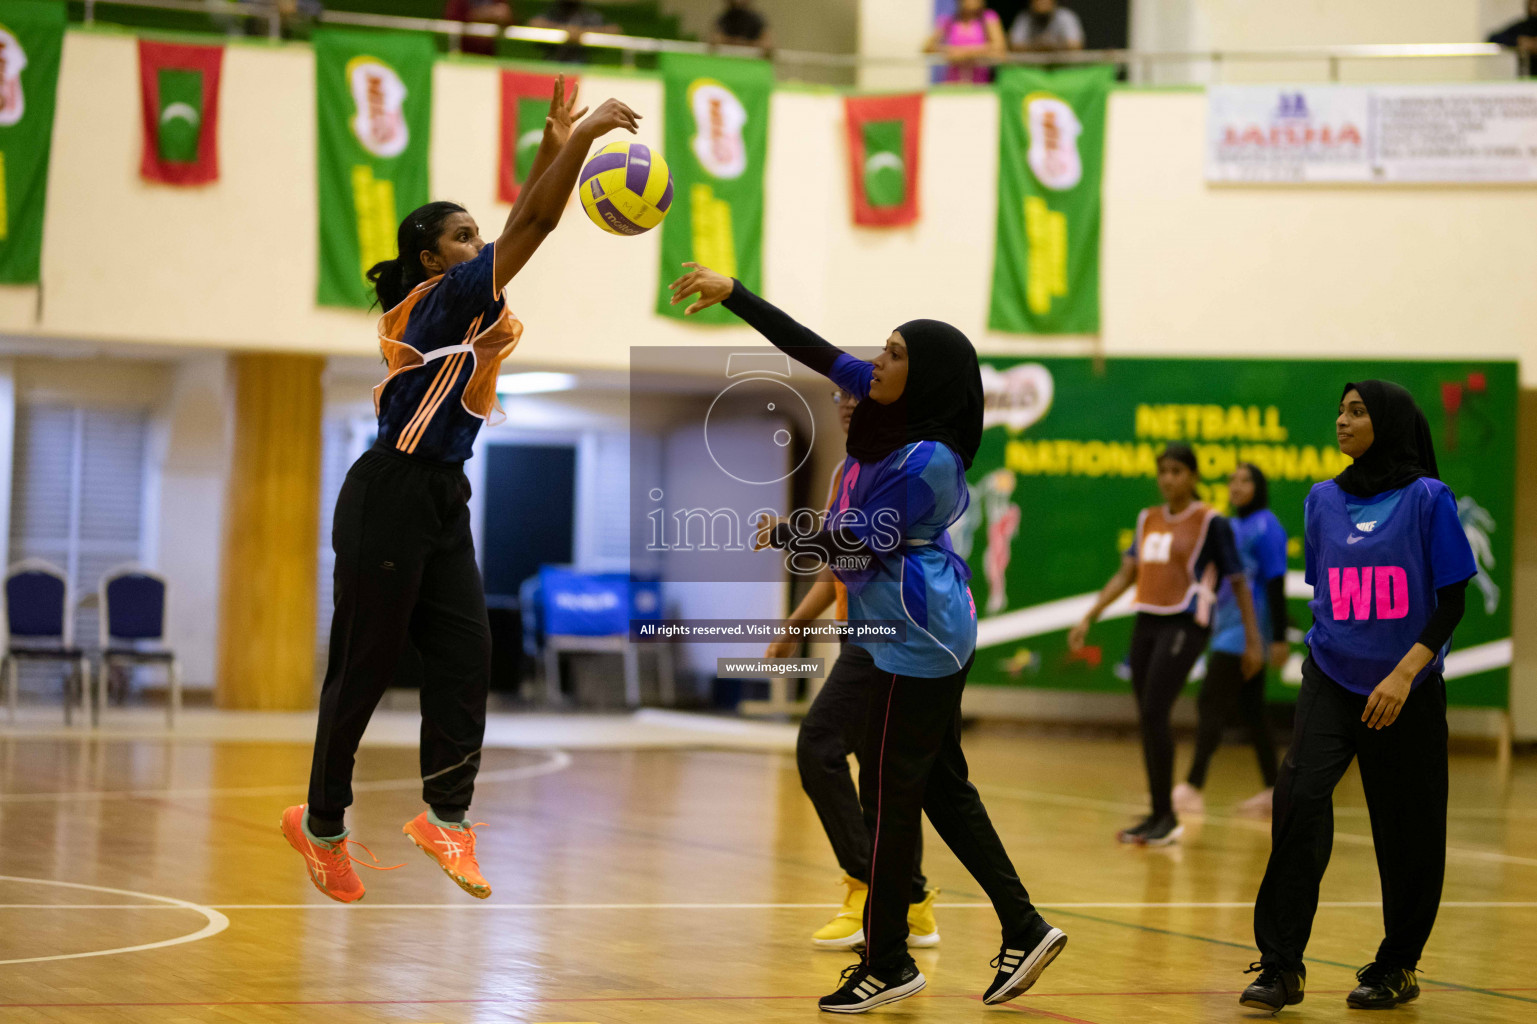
[577,98,641,142]
[668,262,733,314]
[544,75,588,148]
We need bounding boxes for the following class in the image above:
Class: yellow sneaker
[812,875,867,950]
[907,888,941,948]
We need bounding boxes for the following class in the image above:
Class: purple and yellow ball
[578,141,674,236]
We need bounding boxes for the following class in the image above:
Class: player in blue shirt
[1176,462,1291,819]
[670,263,1067,1015]
[282,79,640,904]
[1241,381,1477,1014]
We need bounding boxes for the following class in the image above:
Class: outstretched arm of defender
[493,96,640,293]
[504,75,586,232]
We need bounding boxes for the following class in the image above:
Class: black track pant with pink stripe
[858,655,1041,971]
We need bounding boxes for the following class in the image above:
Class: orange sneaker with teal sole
[404,812,491,899]
[280,804,400,903]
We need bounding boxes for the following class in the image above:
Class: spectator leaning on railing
[1008,0,1084,54]
[711,0,772,54]
[530,0,620,63]
[1488,0,1537,77]
[924,0,1006,84]
[443,0,516,55]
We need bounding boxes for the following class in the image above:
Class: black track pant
[1186,652,1279,790]
[796,642,926,903]
[859,655,1040,972]
[1254,656,1448,972]
[1128,612,1209,818]
[307,445,492,822]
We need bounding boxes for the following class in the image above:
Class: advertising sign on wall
[1207,83,1537,184]
[962,357,1516,710]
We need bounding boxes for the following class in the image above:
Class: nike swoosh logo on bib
[1347,535,1364,544]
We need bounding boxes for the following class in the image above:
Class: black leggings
[1186,652,1279,790]
[307,445,492,824]
[858,655,1040,971]
[796,642,926,902]
[1254,657,1448,971]
[1128,612,1209,819]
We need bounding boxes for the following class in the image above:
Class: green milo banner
[0,0,65,285]
[961,357,1516,709]
[656,53,772,325]
[315,29,434,309]
[988,65,1113,335]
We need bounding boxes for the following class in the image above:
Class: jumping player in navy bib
[1240,381,1477,1013]
[281,79,641,904]
[669,263,1067,1015]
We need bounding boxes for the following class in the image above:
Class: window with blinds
[7,404,148,695]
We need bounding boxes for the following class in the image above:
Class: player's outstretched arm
[668,265,846,377]
[493,96,640,294]
[503,75,585,233]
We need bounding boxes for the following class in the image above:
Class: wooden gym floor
[0,717,1534,1024]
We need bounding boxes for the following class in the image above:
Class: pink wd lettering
[1328,565,1410,621]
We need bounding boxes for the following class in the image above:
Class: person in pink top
[924,0,1006,84]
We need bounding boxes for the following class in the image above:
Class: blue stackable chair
[97,565,181,727]
[2,559,90,725]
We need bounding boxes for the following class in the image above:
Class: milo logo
[980,362,1054,432]
[346,56,409,158]
[687,77,747,180]
[0,26,28,128]
[1023,92,1083,191]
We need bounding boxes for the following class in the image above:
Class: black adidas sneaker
[982,915,1068,1005]
[1240,961,1306,1012]
[1346,962,1419,1009]
[818,959,926,1014]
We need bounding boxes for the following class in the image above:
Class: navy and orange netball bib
[374,244,522,463]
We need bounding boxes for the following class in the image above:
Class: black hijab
[1232,461,1269,517]
[846,319,984,469]
[1333,380,1440,498]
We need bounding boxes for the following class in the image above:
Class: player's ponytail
[366,200,467,311]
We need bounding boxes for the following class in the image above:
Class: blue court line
[1046,907,1537,1006]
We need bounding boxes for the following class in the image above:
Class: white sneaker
[1171,782,1205,817]
[1236,787,1274,819]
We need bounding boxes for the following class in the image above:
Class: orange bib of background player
[1132,503,1219,624]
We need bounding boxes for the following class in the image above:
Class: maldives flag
[498,71,576,204]
[139,40,222,185]
[843,93,923,227]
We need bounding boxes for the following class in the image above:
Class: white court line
[0,875,228,966]
[0,749,573,804]
[3,900,1534,911]
[978,782,1537,869]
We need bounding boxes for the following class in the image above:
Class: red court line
[3,987,1530,1010]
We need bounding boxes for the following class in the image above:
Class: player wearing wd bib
[282,80,641,905]
[770,389,936,953]
[669,266,1067,1015]
[1242,382,1476,1015]
[1071,442,1263,848]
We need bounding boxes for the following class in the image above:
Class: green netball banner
[315,29,434,309]
[962,357,1516,709]
[0,0,65,284]
[988,65,1113,335]
[656,53,772,325]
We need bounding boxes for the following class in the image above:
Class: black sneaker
[1346,962,1419,1009]
[982,916,1068,1005]
[1118,814,1183,846]
[818,959,926,1014]
[1240,961,1306,1012]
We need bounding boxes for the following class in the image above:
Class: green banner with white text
[0,0,65,284]
[315,29,434,309]
[963,357,1515,709]
[988,65,1113,335]
[656,54,771,325]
